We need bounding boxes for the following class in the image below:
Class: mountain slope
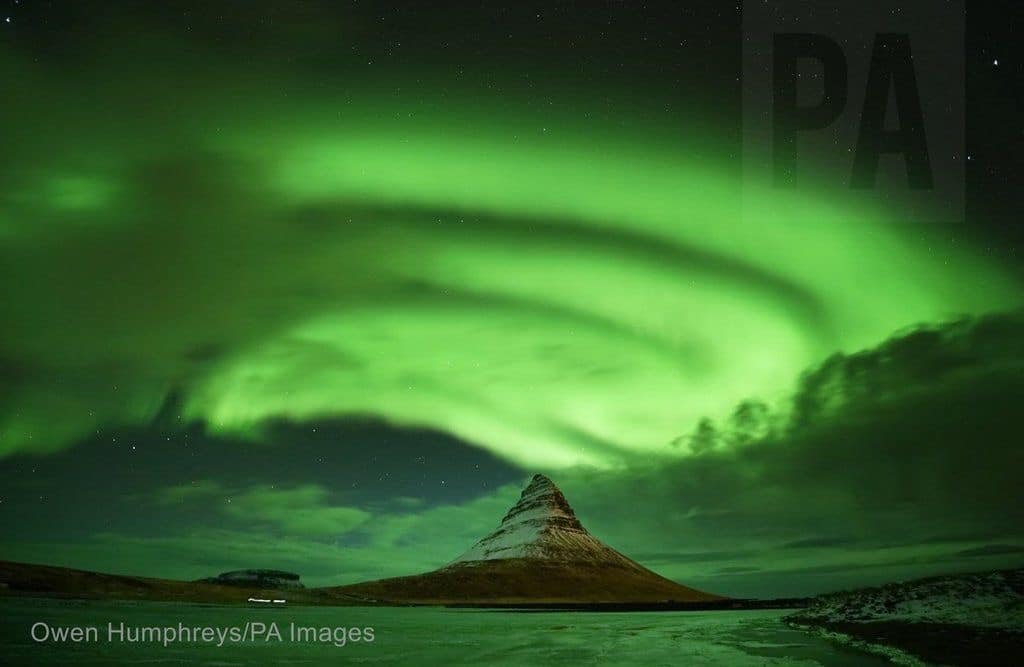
[330,474,720,604]
[451,473,640,567]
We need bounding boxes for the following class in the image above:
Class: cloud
[156,480,226,504]
[555,311,1024,596]
[15,310,1020,595]
[8,301,1024,599]
[224,485,371,536]
[0,530,399,586]
[6,482,526,586]
[790,310,1024,428]
[132,305,1024,596]
[954,544,1024,559]
[4,312,1022,597]
[157,481,370,537]
[153,477,524,568]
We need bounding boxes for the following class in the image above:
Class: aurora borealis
[1,1,1022,598]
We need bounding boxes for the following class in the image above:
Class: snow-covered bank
[787,568,1023,666]
[790,568,1023,629]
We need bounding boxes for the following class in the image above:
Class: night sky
[1,1,1022,599]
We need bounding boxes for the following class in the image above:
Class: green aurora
[3,60,1020,466]
[1,5,1022,598]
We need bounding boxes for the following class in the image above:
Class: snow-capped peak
[449,474,642,569]
[498,474,584,532]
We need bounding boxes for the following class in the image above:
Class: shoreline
[786,618,1024,666]
[0,589,806,612]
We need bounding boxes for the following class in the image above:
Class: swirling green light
[1,66,1020,467]
[183,105,1021,467]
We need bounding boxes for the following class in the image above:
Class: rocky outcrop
[198,569,304,590]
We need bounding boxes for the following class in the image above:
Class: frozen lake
[0,598,891,665]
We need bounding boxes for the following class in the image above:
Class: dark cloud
[791,310,1024,427]
[781,537,855,550]
[955,545,1024,559]
[0,416,521,544]
[565,310,1024,595]
[2,311,1023,596]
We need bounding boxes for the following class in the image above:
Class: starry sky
[0,1,1022,598]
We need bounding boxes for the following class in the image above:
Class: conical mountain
[451,474,647,566]
[331,474,721,604]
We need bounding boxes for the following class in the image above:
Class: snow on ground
[792,569,1024,630]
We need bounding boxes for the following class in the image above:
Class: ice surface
[0,598,891,665]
